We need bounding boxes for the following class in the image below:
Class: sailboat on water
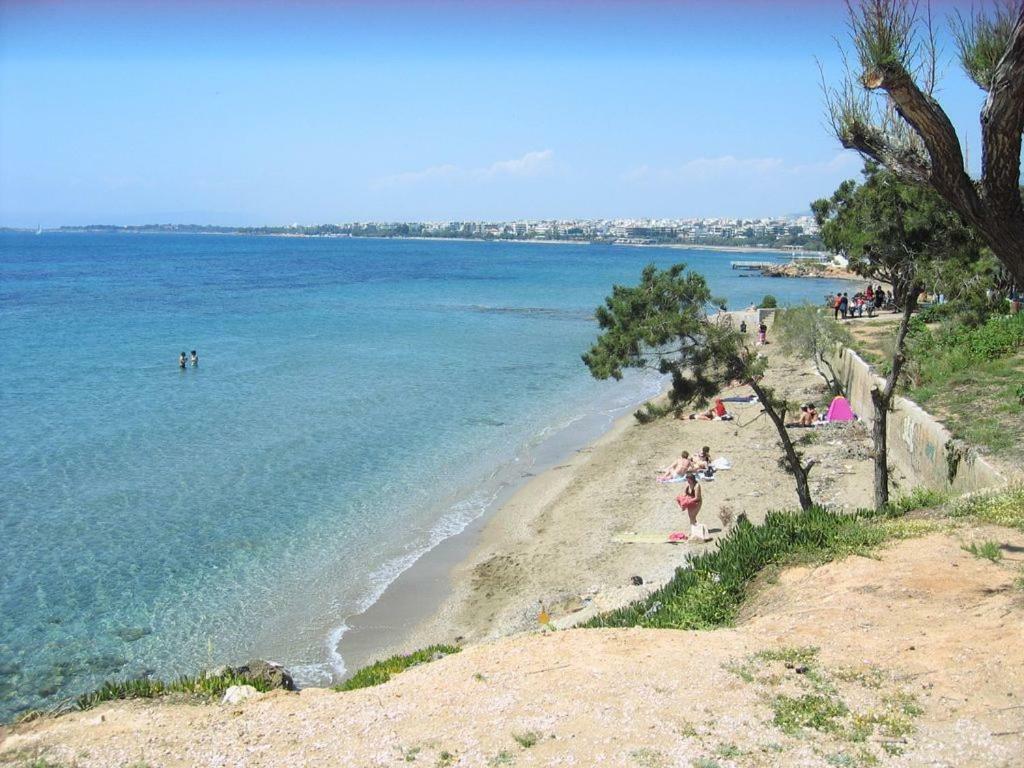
[35,224,43,235]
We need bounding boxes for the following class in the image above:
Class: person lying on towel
[657,450,697,482]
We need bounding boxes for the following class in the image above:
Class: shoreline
[34,229,826,259]
[336,333,883,677]
[334,378,665,676]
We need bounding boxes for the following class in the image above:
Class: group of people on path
[739,318,769,345]
[832,285,887,320]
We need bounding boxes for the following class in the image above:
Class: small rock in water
[114,626,152,643]
[222,685,261,705]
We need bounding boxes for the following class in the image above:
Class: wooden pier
[730,261,775,270]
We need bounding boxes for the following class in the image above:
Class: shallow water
[0,233,853,719]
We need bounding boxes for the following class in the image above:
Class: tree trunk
[748,380,814,511]
[869,290,919,509]
[869,386,890,509]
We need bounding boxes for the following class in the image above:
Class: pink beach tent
[825,395,856,422]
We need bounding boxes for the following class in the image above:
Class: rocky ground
[3,520,1023,768]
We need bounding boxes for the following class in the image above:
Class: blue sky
[0,1,992,226]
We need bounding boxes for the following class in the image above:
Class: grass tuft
[512,731,540,749]
[962,540,1003,563]
[488,749,515,766]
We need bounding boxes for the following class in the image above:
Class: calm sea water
[0,233,852,719]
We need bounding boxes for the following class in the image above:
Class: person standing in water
[179,352,187,369]
[190,350,199,367]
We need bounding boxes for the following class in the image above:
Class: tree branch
[838,119,932,184]
[867,63,984,219]
[980,7,1024,210]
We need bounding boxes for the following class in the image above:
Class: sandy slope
[4,525,1022,768]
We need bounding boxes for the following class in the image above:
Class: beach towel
[613,531,689,544]
[825,395,856,422]
[676,493,700,510]
[721,395,758,403]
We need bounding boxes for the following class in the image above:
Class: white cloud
[480,149,554,178]
[623,153,859,183]
[373,149,555,189]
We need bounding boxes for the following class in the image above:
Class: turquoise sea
[0,233,853,719]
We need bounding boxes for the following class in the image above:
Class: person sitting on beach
[786,404,817,427]
[179,351,187,369]
[190,350,199,367]
[690,399,728,421]
[693,445,713,470]
[676,474,703,526]
[799,404,818,426]
[657,450,696,481]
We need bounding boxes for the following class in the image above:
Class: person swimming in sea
[179,351,187,369]
[190,350,199,367]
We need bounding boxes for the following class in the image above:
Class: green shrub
[584,503,925,631]
[334,645,460,692]
[760,294,778,309]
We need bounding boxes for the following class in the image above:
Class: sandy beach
[339,336,888,671]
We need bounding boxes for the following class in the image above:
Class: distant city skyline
[0,0,989,227]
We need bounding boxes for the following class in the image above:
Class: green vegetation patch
[512,731,541,749]
[950,486,1024,531]
[585,496,936,631]
[75,670,277,711]
[772,692,849,735]
[724,645,923,760]
[334,644,460,692]
[904,313,1024,463]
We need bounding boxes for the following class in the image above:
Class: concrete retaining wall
[827,346,1007,494]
